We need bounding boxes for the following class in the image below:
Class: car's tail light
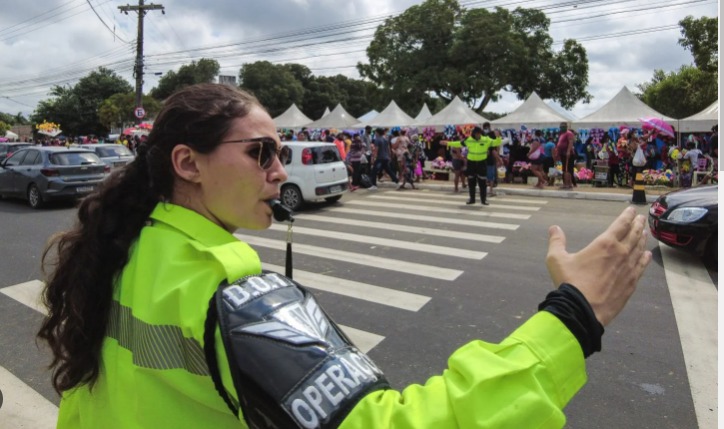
[301,148,313,165]
[40,168,59,177]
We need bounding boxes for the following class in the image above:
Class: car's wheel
[27,184,44,209]
[325,195,342,204]
[281,184,304,211]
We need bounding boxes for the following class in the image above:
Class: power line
[0,0,121,43]
[86,0,129,43]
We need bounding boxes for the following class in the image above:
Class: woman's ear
[170,144,202,183]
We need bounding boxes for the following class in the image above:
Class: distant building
[218,75,237,86]
[11,125,32,142]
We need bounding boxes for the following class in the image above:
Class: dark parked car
[648,185,718,265]
[0,142,32,162]
[71,143,135,170]
[0,147,108,208]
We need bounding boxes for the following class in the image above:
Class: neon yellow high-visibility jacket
[58,202,587,429]
[447,135,502,162]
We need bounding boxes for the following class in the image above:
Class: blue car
[0,146,108,208]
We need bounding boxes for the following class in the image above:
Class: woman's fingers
[605,207,638,241]
[623,214,646,250]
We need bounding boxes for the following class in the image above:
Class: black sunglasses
[220,136,290,169]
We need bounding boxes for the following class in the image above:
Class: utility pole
[119,1,164,124]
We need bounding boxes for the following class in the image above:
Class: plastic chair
[692,157,711,186]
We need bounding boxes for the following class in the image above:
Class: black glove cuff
[538,283,605,358]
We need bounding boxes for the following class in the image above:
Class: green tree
[150,58,220,100]
[358,0,590,112]
[678,16,718,74]
[14,112,29,125]
[98,93,162,129]
[239,61,305,117]
[31,85,80,137]
[637,66,717,119]
[31,67,132,136]
[0,121,9,136]
[0,112,28,125]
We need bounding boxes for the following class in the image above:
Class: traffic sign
[134,106,146,119]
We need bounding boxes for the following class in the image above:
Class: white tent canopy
[4,130,19,141]
[414,103,433,122]
[320,107,331,118]
[303,104,360,129]
[679,101,718,132]
[573,86,676,129]
[357,109,379,123]
[273,104,313,129]
[492,92,572,129]
[415,96,488,127]
[356,100,415,128]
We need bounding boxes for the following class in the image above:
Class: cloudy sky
[0,0,718,122]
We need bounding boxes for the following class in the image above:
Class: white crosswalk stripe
[262,263,430,312]
[364,194,540,212]
[297,214,506,243]
[329,207,520,230]
[0,365,58,428]
[347,198,532,219]
[267,224,487,259]
[235,234,464,281]
[423,192,549,205]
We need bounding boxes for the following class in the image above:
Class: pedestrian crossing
[0,190,549,427]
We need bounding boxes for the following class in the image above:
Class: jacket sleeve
[447,140,463,148]
[339,311,587,429]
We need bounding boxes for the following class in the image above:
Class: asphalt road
[0,189,717,428]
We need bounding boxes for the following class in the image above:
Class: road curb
[374,182,659,203]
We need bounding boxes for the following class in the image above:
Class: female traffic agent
[38,83,651,428]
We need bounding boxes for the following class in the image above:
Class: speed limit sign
[134,106,146,119]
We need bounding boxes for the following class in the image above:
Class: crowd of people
[280,125,428,192]
[276,121,718,193]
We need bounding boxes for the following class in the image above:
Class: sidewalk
[375,178,670,203]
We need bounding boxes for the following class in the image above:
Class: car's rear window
[50,152,101,166]
[97,145,133,157]
[312,146,341,164]
[1,144,30,154]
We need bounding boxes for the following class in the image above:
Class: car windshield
[97,145,133,157]
[50,152,101,165]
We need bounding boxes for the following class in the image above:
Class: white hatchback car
[280,141,349,211]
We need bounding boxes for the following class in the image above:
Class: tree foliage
[637,15,717,119]
[238,62,388,119]
[678,16,718,74]
[637,66,717,119]
[0,112,29,125]
[0,121,9,136]
[31,67,132,137]
[150,58,220,100]
[98,93,162,129]
[358,0,590,112]
[239,61,305,117]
